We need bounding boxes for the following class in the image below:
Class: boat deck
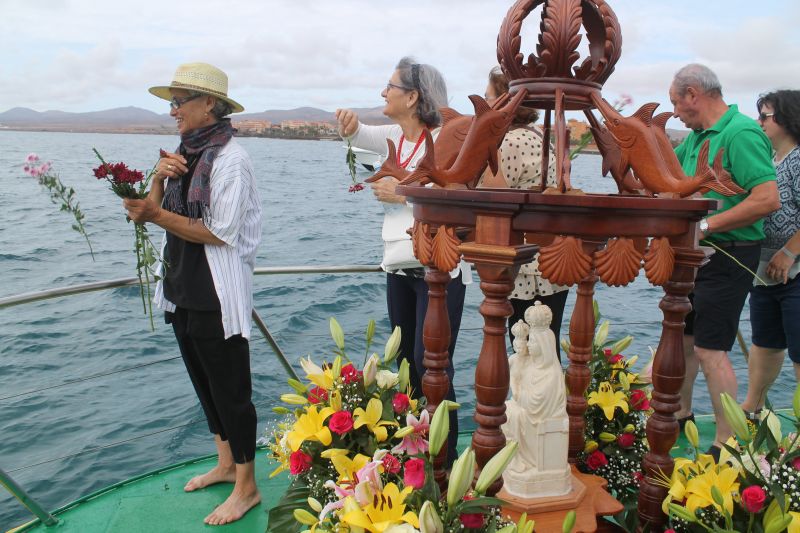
[7,412,788,532]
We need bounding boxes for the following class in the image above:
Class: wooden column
[421,266,455,489]
[637,243,705,530]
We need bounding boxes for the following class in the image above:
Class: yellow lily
[587,381,629,420]
[300,356,335,390]
[339,483,419,533]
[789,512,800,533]
[684,464,739,515]
[286,404,335,451]
[353,398,398,442]
[330,451,371,483]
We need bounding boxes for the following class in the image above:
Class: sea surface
[0,131,795,528]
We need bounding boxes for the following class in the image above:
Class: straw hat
[149,62,244,113]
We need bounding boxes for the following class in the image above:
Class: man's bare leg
[677,335,699,419]
[741,345,784,413]
[204,460,261,525]
[185,434,236,491]
[696,346,737,446]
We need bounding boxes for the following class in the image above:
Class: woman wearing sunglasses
[741,89,800,417]
[336,57,468,466]
[124,62,262,526]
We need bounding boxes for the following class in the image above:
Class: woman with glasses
[124,62,262,526]
[741,89,800,416]
[335,57,467,466]
[480,66,568,357]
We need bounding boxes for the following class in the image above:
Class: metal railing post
[251,309,300,382]
[0,467,58,526]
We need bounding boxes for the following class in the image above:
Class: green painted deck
[8,412,793,533]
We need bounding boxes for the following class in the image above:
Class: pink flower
[307,386,328,404]
[328,411,354,435]
[348,183,364,193]
[585,450,608,471]
[289,450,312,474]
[630,389,650,410]
[459,495,485,528]
[392,393,411,414]
[382,453,401,474]
[26,153,38,163]
[403,457,425,489]
[340,363,361,384]
[741,485,767,513]
[392,409,430,456]
[792,456,800,470]
[617,433,635,448]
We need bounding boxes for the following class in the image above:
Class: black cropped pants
[168,307,256,464]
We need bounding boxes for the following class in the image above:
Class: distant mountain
[0,105,391,133]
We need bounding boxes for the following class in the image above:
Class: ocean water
[0,131,795,528]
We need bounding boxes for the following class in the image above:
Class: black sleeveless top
[162,153,220,311]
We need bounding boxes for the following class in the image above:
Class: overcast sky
[2,0,799,127]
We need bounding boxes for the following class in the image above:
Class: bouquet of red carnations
[92,148,162,330]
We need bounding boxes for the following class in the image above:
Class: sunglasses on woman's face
[170,94,202,110]
[758,112,775,122]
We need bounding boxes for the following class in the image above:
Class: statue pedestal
[499,466,623,533]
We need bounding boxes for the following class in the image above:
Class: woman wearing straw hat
[124,62,262,525]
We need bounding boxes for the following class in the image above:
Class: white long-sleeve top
[153,139,263,339]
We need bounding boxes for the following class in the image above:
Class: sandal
[677,413,695,431]
[742,408,762,423]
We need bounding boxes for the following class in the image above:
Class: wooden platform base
[499,465,623,533]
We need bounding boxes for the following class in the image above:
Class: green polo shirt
[674,104,776,242]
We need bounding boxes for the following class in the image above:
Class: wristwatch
[699,218,710,235]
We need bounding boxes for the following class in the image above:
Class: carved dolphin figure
[590,93,745,197]
[400,89,528,188]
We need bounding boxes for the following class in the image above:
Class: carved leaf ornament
[497,0,621,84]
[643,237,675,286]
[431,226,461,273]
[538,235,592,285]
[594,237,643,287]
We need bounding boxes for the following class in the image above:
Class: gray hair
[187,90,234,119]
[396,56,448,127]
[672,64,723,98]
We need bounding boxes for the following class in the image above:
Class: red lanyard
[396,133,426,169]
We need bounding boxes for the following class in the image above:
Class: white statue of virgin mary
[501,302,571,498]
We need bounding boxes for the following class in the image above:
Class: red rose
[741,485,767,513]
[460,495,485,528]
[633,470,644,485]
[585,450,608,471]
[403,458,426,489]
[609,354,624,364]
[630,389,650,410]
[382,453,401,474]
[340,363,361,384]
[792,457,800,470]
[307,386,328,404]
[664,530,676,533]
[617,433,635,448]
[328,411,354,435]
[392,393,411,414]
[289,450,312,475]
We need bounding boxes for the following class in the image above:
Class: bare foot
[204,487,261,525]
[184,464,236,492]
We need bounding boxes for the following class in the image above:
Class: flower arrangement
[661,385,800,533]
[266,318,564,533]
[345,140,364,193]
[92,148,162,330]
[569,303,652,530]
[23,153,94,259]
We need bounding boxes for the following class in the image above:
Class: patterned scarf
[163,118,235,220]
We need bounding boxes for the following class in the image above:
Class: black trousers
[508,291,569,361]
[386,271,466,466]
[168,308,256,464]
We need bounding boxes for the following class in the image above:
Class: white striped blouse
[153,138,263,340]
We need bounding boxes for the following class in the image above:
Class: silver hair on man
[672,63,723,98]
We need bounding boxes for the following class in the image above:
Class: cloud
[0,0,796,118]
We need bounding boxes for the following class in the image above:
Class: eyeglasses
[169,94,202,110]
[385,82,411,93]
[758,112,775,122]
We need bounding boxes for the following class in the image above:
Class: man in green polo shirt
[670,64,779,460]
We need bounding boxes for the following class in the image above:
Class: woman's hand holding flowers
[156,150,188,181]
[123,197,162,225]
[335,108,359,137]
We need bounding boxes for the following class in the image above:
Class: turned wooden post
[421,266,455,490]
[637,242,705,531]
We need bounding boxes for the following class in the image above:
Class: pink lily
[392,409,430,456]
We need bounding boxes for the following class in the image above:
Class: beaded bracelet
[780,246,797,260]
